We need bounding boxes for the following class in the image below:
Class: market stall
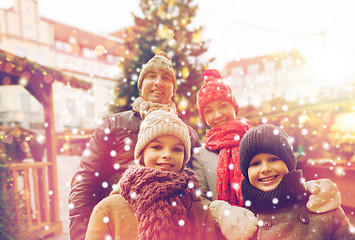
[0,49,92,237]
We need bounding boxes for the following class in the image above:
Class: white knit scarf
[132,96,177,119]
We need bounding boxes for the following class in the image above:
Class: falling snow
[178,219,185,226]
[207,191,213,198]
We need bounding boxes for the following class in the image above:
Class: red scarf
[120,165,199,240]
[205,118,251,206]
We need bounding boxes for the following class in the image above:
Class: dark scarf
[205,118,251,206]
[119,165,199,240]
[241,170,309,212]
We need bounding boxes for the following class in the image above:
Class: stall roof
[0,48,92,106]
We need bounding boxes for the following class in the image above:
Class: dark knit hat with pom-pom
[196,69,239,124]
[239,124,296,180]
[137,51,177,93]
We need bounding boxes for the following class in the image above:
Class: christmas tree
[110,0,214,137]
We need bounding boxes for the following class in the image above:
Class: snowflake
[224,209,230,216]
[229,164,235,170]
[104,128,110,134]
[69,203,75,209]
[178,219,185,226]
[104,235,113,240]
[234,134,240,141]
[273,129,280,135]
[124,137,132,145]
[188,182,194,189]
[245,200,252,207]
[103,216,109,223]
[349,225,355,234]
[130,191,138,200]
[110,150,117,157]
[114,163,120,170]
[195,189,201,197]
[272,198,279,204]
[207,191,213,198]
[102,182,109,188]
[232,182,240,191]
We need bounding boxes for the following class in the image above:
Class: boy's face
[248,153,289,192]
[203,99,237,128]
[142,135,184,173]
[140,69,174,104]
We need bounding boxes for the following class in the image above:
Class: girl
[85,110,224,240]
[239,124,354,239]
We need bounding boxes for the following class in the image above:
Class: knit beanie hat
[137,51,177,93]
[239,124,296,179]
[196,69,239,124]
[134,110,191,171]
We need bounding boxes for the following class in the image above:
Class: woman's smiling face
[248,153,289,192]
[203,99,237,128]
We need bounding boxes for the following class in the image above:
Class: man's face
[140,69,174,104]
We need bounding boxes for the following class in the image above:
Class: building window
[248,64,260,74]
[83,48,98,59]
[55,40,64,51]
[15,47,28,58]
[231,67,244,76]
[86,102,94,118]
[66,99,76,116]
[34,51,45,65]
[20,93,31,112]
[264,62,276,72]
[23,26,36,40]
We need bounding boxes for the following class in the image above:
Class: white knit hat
[137,51,177,93]
[134,110,191,170]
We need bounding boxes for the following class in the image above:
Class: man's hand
[305,178,341,213]
[209,200,258,240]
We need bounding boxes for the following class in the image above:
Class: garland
[0,48,92,90]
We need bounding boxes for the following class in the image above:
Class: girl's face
[142,135,184,173]
[203,99,237,128]
[248,153,289,192]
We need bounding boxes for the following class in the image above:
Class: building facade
[0,0,125,133]
[221,50,318,108]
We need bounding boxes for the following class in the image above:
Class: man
[68,51,201,240]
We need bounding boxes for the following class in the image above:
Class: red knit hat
[197,69,239,124]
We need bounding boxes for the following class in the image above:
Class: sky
[1,0,355,78]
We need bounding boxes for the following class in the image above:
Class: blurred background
[1,0,354,239]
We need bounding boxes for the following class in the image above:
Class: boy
[238,124,354,240]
